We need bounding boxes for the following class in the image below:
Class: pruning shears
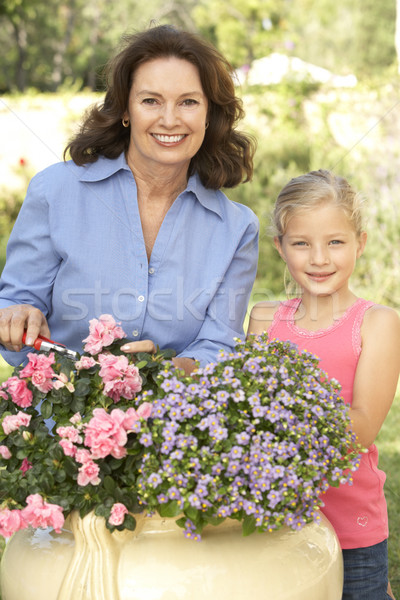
[22,331,78,360]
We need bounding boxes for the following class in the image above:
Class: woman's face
[124,57,209,176]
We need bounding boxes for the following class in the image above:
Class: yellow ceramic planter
[0,511,343,600]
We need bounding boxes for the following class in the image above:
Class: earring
[205,122,209,130]
[122,118,130,128]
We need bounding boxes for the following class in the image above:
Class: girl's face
[124,57,208,176]
[274,202,367,300]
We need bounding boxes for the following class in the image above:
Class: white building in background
[235,53,357,88]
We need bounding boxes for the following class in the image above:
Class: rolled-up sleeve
[0,173,61,366]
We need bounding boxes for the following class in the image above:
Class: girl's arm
[247,301,280,337]
[350,305,400,448]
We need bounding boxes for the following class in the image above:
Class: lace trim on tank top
[269,297,375,356]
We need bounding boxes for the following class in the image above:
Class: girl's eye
[292,241,307,246]
[330,240,344,245]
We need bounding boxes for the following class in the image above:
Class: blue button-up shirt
[0,154,259,367]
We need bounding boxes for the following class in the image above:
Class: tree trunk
[52,0,77,90]
[13,21,28,91]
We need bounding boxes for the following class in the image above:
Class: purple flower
[147,473,162,488]
[139,432,153,447]
[236,432,250,445]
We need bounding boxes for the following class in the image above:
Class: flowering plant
[0,315,360,541]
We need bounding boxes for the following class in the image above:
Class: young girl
[248,169,400,600]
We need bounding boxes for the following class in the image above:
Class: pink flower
[21,494,65,533]
[70,412,82,425]
[4,377,33,408]
[59,439,77,457]
[109,503,128,526]
[77,460,101,486]
[83,314,126,355]
[0,508,26,538]
[2,412,32,434]
[98,354,142,402]
[20,352,55,393]
[20,458,32,474]
[75,448,91,464]
[31,371,53,392]
[56,425,82,443]
[84,408,128,459]
[75,356,97,370]
[123,403,152,430]
[0,445,11,459]
[53,373,75,393]
[0,389,8,401]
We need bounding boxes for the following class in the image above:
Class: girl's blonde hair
[272,169,364,239]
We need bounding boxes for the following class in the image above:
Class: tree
[396,0,400,72]
[193,0,288,67]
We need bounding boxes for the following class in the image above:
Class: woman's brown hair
[64,25,255,189]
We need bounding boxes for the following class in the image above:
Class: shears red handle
[22,332,77,359]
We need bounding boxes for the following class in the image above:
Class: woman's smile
[151,133,188,145]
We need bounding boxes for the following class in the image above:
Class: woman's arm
[176,217,259,367]
[247,301,280,337]
[0,173,59,364]
[350,305,400,448]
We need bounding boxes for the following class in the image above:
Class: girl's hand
[0,304,50,352]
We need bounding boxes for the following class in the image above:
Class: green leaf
[71,396,86,413]
[73,378,91,397]
[158,500,181,518]
[185,506,199,523]
[95,504,108,518]
[242,515,256,537]
[103,475,116,494]
[123,514,136,531]
[41,399,53,419]
[135,360,148,370]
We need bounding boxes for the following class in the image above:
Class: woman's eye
[182,98,199,106]
[142,98,158,105]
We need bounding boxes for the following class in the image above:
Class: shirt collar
[79,153,223,219]
[78,153,131,182]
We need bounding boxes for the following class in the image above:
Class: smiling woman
[0,24,259,377]
[124,57,209,176]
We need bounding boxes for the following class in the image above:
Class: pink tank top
[268,298,388,549]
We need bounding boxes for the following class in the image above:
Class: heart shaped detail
[357,516,368,527]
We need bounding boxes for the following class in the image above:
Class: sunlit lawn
[0,358,399,598]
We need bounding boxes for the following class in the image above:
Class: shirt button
[138,295,145,302]
[132,329,139,337]
[149,267,155,275]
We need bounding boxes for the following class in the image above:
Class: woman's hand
[120,340,157,354]
[121,339,195,375]
[0,304,50,352]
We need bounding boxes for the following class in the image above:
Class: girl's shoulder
[362,303,400,335]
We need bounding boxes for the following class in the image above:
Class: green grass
[376,387,400,597]
[0,357,398,597]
